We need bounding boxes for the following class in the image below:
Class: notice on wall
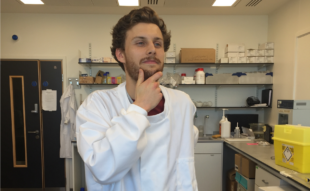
[42,89,57,111]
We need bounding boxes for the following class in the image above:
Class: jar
[195,68,205,84]
[181,73,186,80]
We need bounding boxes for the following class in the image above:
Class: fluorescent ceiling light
[20,0,44,4]
[212,0,236,6]
[118,0,139,6]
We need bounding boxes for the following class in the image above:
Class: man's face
[118,23,165,81]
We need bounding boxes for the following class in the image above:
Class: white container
[265,57,274,63]
[228,57,238,63]
[246,49,257,56]
[166,51,176,57]
[258,42,274,49]
[238,52,245,57]
[225,44,245,53]
[265,50,274,56]
[238,57,247,63]
[221,117,231,138]
[165,57,175,63]
[247,57,257,63]
[195,68,205,84]
[256,57,265,63]
[225,52,239,57]
[257,49,265,56]
[219,58,229,63]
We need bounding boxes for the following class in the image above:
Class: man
[76,6,199,191]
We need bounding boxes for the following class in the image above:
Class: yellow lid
[273,125,310,145]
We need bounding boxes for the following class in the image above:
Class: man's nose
[146,43,156,56]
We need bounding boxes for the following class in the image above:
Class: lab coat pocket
[176,157,198,191]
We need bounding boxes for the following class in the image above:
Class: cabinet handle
[262,179,269,184]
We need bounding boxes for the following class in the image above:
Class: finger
[136,69,144,86]
[147,71,163,83]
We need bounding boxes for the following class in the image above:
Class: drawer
[194,143,222,154]
[255,166,281,187]
[255,184,259,191]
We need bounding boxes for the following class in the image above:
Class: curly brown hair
[110,6,171,71]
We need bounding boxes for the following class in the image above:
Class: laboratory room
[1,0,310,191]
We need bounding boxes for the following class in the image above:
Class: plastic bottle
[103,73,107,84]
[106,72,110,77]
[181,73,186,80]
[194,69,198,81]
[234,122,240,138]
[195,68,205,84]
[219,109,228,134]
[221,117,231,138]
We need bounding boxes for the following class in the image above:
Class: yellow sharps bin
[273,125,310,173]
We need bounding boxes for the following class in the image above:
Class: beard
[125,55,164,81]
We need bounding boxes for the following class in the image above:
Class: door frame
[1,58,66,189]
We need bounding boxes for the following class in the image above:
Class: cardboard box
[91,57,103,63]
[238,57,247,63]
[180,48,215,63]
[225,44,245,53]
[241,157,256,178]
[246,49,257,57]
[229,57,238,63]
[79,76,94,84]
[219,58,229,63]
[235,154,243,172]
[165,57,176,63]
[265,50,274,56]
[182,80,195,84]
[103,57,111,63]
[166,51,176,57]
[238,53,245,57]
[94,70,104,84]
[259,42,274,49]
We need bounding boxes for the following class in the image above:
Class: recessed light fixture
[117,0,139,6]
[20,0,44,4]
[212,0,237,6]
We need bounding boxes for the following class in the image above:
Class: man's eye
[155,42,162,47]
[136,42,144,45]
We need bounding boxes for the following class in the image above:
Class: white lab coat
[60,84,78,158]
[76,82,199,191]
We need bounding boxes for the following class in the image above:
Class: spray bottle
[234,122,240,138]
[219,109,228,134]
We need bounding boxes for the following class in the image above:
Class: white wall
[1,12,269,191]
[266,0,310,126]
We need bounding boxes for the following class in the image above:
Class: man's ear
[115,48,125,63]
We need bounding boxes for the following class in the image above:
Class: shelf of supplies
[78,62,274,67]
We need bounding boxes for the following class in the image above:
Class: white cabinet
[194,142,223,191]
[255,166,288,189]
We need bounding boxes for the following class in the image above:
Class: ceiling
[1,0,290,15]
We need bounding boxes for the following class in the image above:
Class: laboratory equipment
[277,100,310,126]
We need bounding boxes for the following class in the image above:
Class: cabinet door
[194,153,221,191]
